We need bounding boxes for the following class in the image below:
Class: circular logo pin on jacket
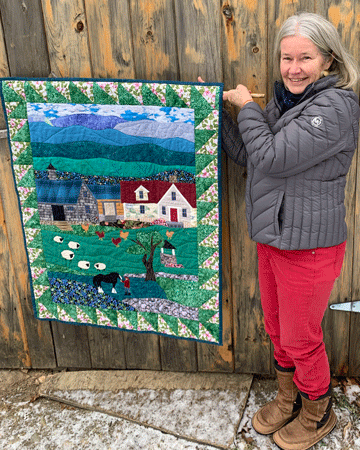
[311,116,323,127]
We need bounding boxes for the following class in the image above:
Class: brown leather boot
[252,367,302,435]
[273,392,337,450]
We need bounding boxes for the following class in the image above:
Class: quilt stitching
[0,78,223,345]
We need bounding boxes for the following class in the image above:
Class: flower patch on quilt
[0,78,223,344]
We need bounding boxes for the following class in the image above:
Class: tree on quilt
[127,231,164,281]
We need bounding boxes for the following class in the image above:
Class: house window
[68,206,74,211]
[182,209,187,218]
[83,191,88,197]
[171,192,176,201]
[85,205,91,214]
[162,206,166,215]
[139,191,144,199]
[140,205,145,214]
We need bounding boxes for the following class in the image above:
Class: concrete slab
[39,370,253,449]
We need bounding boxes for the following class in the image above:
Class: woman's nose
[289,61,301,74]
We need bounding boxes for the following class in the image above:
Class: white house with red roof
[120,180,197,227]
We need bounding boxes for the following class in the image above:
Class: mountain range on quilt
[0,78,223,344]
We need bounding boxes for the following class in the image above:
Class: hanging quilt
[0,78,223,344]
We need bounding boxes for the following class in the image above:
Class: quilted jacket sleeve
[221,108,247,167]
[237,90,360,178]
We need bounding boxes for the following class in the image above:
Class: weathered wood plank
[0,137,56,368]
[0,12,9,78]
[128,0,179,80]
[320,1,360,376]
[348,131,360,376]
[41,0,92,77]
[160,336,197,372]
[174,0,222,82]
[0,0,50,77]
[51,322,92,368]
[123,332,161,370]
[222,0,269,374]
[0,12,9,130]
[84,0,135,79]
[87,327,126,369]
[0,192,30,368]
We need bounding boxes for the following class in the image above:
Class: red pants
[257,241,346,400]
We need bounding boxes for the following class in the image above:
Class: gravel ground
[0,370,359,450]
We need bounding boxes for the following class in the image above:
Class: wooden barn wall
[0,0,359,375]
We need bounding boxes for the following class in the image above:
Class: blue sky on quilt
[27,104,195,142]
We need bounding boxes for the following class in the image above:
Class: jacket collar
[273,76,338,114]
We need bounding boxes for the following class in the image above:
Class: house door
[170,208,178,222]
[52,205,65,221]
[103,202,116,221]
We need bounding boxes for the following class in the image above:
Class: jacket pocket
[274,191,285,235]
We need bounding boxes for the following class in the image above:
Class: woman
[213,12,359,450]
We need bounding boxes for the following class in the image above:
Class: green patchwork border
[0,77,223,345]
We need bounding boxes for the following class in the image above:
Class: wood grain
[0,0,50,77]
[41,0,92,77]
[223,0,269,374]
[0,190,30,368]
[129,0,179,80]
[85,0,135,79]
[87,327,126,369]
[0,12,9,130]
[320,0,360,376]
[174,0,222,82]
[51,322,92,368]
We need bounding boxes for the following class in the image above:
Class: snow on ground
[0,398,218,450]
[0,371,359,450]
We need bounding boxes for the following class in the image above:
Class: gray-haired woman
[214,11,360,450]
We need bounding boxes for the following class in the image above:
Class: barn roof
[35,179,83,204]
[87,184,121,200]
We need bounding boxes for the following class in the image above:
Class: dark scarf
[274,81,314,115]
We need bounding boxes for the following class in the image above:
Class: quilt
[0,78,223,344]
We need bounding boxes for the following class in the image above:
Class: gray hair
[273,12,360,90]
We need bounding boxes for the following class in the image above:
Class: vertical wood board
[174,0,222,82]
[0,191,30,368]
[129,0,179,80]
[0,0,50,77]
[85,0,136,79]
[41,0,92,78]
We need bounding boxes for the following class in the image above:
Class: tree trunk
[142,254,156,281]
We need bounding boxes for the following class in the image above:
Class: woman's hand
[223,85,253,108]
[198,77,253,108]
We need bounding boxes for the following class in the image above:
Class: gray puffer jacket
[222,76,360,250]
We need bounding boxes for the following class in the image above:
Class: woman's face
[280,35,332,94]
